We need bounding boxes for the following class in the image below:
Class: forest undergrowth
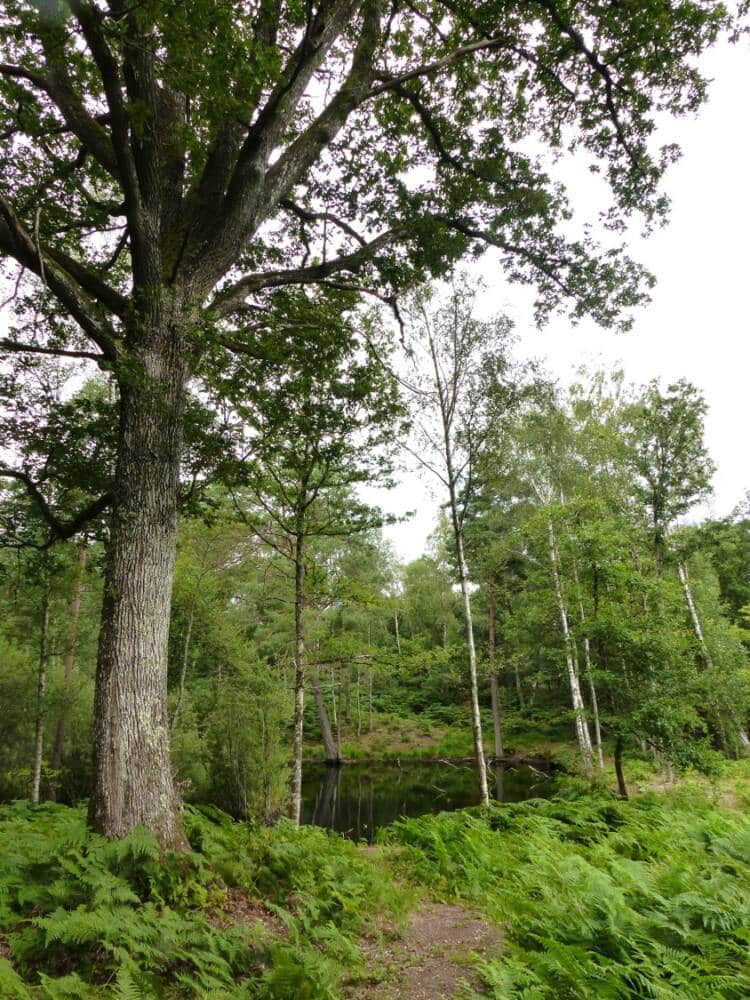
[1,777,749,999]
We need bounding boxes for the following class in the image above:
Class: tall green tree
[625,380,715,573]
[0,0,731,841]
[404,280,519,804]
[223,294,404,820]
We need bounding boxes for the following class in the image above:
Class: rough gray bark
[290,528,306,824]
[31,575,50,805]
[50,545,87,774]
[89,329,189,849]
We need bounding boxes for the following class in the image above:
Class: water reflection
[301,760,554,842]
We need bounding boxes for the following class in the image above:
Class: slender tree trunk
[170,603,194,732]
[547,521,594,779]
[330,663,342,760]
[679,562,713,668]
[290,529,306,824]
[614,736,628,799]
[513,659,525,708]
[488,583,503,759]
[571,565,604,770]
[355,663,362,738]
[89,328,189,849]
[585,662,604,770]
[394,610,401,655]
[31,573,50,805]
[453,521,490,806]
[344,664,351,723]
[368,668,374,734]
[313,668,339,763]
[50,545,87,775]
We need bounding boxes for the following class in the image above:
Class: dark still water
[300,761,556,842]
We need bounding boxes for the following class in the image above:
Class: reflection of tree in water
[301,762,554,842]
[493,762,504,803]
[311,765,341,828]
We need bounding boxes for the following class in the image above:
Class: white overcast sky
[372,38,750,564]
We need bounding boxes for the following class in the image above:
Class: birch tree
[404,281,519,805]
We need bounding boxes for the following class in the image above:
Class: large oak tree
[0,0,731,844]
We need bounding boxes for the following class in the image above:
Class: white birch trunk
[571,564,604,769]
[31,580,50,804]
[455,526,490,806]
[547,520,594,778]
[290,530,306,824]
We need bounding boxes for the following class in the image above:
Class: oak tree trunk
[89,325,189,849]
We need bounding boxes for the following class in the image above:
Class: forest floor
[346,897,502,1000]
[2,770,750,998]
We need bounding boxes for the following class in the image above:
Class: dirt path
[347,901,502,999]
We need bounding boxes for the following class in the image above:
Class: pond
[301,760,556,842]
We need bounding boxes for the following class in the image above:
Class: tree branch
[188,0,361,287]
[0,466,113,544]
[0,194,120,361]
[534,0,640,170]
[45,244,128,316]
[261,0,383,216]
[0,338,105,363]
[367,34,509,98]
[281,199,368,246]
[29,30,121,178]
[66,0,146,259]
[210,228,398,317]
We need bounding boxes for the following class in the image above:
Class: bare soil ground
[346,901,502,1000]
